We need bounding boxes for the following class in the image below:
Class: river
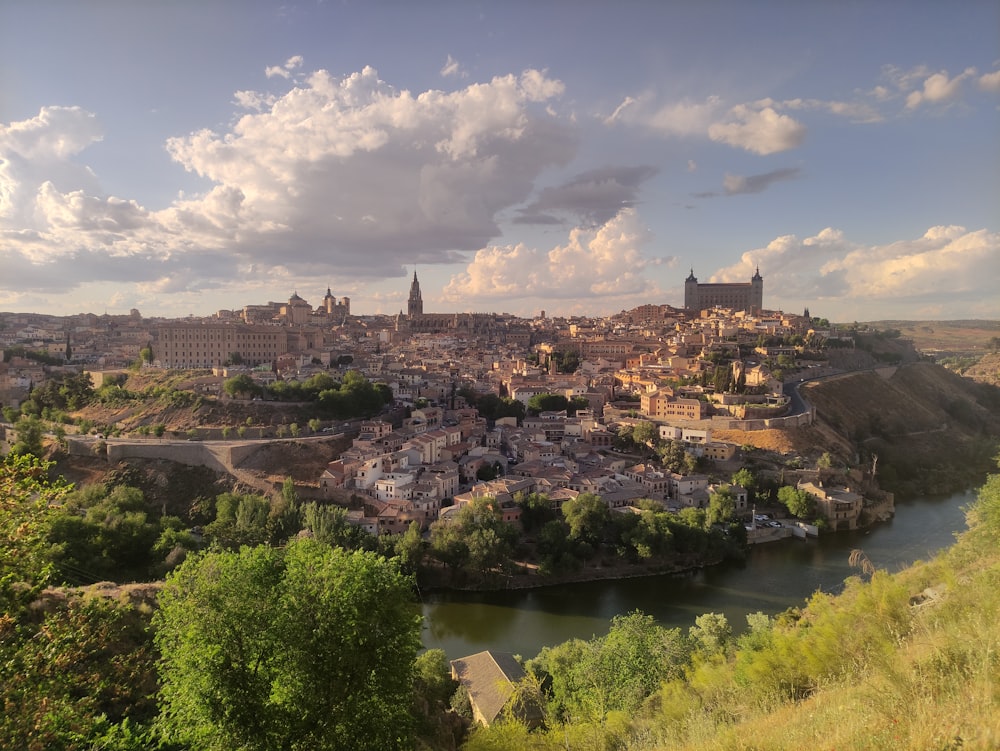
[419,488,976,660]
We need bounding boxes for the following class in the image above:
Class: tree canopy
[777,485,817,518]
[154,539,422,751]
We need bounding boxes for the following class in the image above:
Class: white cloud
[708,105,806,155]
[440,54,465,78]
[0,105,102,160]
[233,90,276,111]
[712,225,1000,318]
[904,67,977,109]
[979,69,1000,92]
[881,64,931,94]
[0,66,576,298]
[779,97,883,124]
[441,208,667,305]
[265,55,304,80]
[608,95,722,137]
[0,106,107,230]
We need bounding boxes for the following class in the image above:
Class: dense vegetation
[1,369,393,441]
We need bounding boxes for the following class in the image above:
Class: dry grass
[866,320,1000,354]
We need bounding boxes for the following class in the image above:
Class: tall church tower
[750,266,764,311]
[684,269,699,310]
[407,271,423,317]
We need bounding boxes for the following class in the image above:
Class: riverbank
[420,488,975,660]
[418,551,733,593]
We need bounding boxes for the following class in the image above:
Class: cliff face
[803,362,1000,497]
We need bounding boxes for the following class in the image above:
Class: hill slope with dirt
[801,362,1000,496]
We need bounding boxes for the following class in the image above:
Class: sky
[1,1,998,323]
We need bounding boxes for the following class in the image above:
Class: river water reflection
[420,489,975,660]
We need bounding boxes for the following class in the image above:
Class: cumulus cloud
[608,95,807,154]
[712,225,1000,317]
[1,65,577,297]
[441,208,669,305]
[265,55,304,79]
[708,105,806,155]
[905,67,977,109]
[979,69,1000,92]
[513,165,658,226]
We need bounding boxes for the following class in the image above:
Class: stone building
[684,267,763,313]
[157,322,288,368]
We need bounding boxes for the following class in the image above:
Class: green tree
[204,492,271,548]
[300,502,364,549]
[12,414,45,456]
[632,420,659,449]
[428,497,517,578]
[777,485,816,518]
[529,611,688,724]
[527,392,570,415]
[731,467,756,492]
[516,492,557,534]
[707,486,736,527]
[689,611,732,656]
[395,520,426,574]
[223,374,257,399]
[1,454,71,605]
[658,439,689,473]
[562,492,610,548]
[154,540,421,751]
[0,594,159,750]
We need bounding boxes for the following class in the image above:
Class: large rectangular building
[641,390,707,421]
[157,322,288,369]
[684,268,763,313]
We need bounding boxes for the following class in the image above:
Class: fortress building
[684,267,763,313]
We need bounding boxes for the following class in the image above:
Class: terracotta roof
[450,650,526,726]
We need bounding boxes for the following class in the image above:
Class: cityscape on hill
[3,1,1000,748]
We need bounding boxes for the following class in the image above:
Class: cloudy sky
[2,1,998,322]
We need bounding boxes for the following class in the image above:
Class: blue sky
[2,1,998,322]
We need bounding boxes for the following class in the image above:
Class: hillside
[655,474,1000,751]
[962,352,1000,386]
[864,319,1000,355]
[801,362,1000,496]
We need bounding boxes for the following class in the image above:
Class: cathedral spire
[407,270,423,317]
